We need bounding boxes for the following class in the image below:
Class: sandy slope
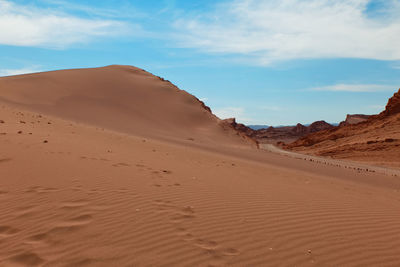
[0,65,253,149]
[1,68,400,266]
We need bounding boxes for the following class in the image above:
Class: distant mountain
[286,88,400,168]
[247,125,269,130]
[223,119,334,144]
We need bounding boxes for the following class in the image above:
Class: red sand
[1,66,400,266]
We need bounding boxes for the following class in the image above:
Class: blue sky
[1,0,400,125]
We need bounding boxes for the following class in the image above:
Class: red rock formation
[285,88,400,167]
[338,114,370,127]
[309,120,334,132]
[222,119,333,144]
[291,123,308,135]
[221,118,255,136]
[381,88,400,117]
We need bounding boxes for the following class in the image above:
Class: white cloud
[311,84,395,92]
[213,106,256,124]
[213,107,244,119]
[0,67,42,77]
[42,0,147,19]
[0,0,132,48]
[369,104,385,110]
[173,0,400,64]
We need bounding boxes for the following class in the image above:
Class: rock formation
[285,88,400,167]
[339,114,371,127]
[381,89,400,117]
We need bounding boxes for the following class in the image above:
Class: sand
[1,66,400,266]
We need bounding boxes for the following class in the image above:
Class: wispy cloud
[311,84,395,92]
[0,0,134,48]
[213,107,256,124]
[0,67,42,77]
[42,0,147,19]
[213,107,244,119]
[173,0,400,64]
[369,104,385,111]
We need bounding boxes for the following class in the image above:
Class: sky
[1,0,400,126]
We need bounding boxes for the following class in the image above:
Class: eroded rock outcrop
[285,88,400,167]
[222,118,333,144]
[381,89,400,117]
[338,114,370,127]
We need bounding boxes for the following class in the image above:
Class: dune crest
[0,65,253,148]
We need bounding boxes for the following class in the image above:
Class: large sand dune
[0,65,252,148]
[1,67,400,266]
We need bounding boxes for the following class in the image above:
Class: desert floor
[1,103,400,266]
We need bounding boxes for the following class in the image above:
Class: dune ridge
[0,65,255,149]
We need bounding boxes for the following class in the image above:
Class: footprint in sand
[135,163,146,168]
[221,248,240,256]
[197,244,240,265]
[28,233,49,243]
[112,162,131,167]
[72,184,84,191]
[161,169,172,174]
[25,186,42,193]
[169,206,196,222]
[195,239,219,250]
[153,199,174,212]
[25,186,59,194]
[0,158,12,163]
[46,213,93,235]
[38,187,59,193]
[14,205,41,218]
[60,199,89,210]
[0,190,8,195]
[173,226,196,241]
[70,179,85,191]
[167,183,181,187]
[182,232,195,241]
[113,188,129,193]
[152,199,239,262]
[0,226,19,237]
[202,249,225,266]
[8,252,44,266]
[66,214,93,224]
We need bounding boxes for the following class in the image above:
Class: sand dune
[0,65,253,148]
[1,67,400,266]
